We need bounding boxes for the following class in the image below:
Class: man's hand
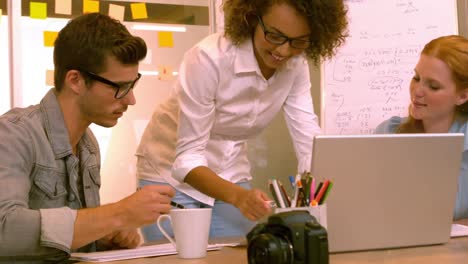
[117,185,176,228]
[97,229,141,250]
[72,185,175,250]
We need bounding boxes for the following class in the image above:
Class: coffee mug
[157,208,212,259]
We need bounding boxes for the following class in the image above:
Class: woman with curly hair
[375,35,468,220]
[136,0,348,241]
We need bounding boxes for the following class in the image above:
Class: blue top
[375,116,468,220]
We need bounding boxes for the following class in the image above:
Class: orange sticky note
[108,4,125,22]
[130,3,147,19]
[83,0,99,14]
[157,65,175,81]
[30,2,47,19]
[44,31,59,47]
[158,32,174,48]
[55,0,71,15]
[45,69,55,86]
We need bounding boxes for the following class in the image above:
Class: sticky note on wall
[45,69,54,86]
[83,0,99,14]
[30,2,47,19]
[130,3,148,19]
[44,31,59,47]
[157,65,175,81]
[158,32,174,48]
[55,0,72,15]
[108,4,125,22]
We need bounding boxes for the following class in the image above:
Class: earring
[456,97,468,106]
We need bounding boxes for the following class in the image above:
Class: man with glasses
[136,0,348,241]
[78,71,142,99]
[0,13,175,263]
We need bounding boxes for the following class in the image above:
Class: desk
[77,236,468,264]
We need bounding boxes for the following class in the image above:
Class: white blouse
[136,32,321,205]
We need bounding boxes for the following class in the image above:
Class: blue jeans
[139,179,257,242]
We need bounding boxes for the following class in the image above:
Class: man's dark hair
[53,13,147,91]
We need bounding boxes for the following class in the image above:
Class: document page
[70,243,224,262]
[450,224,468,238]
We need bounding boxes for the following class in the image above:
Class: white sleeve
[172,47,219,182]
[283,60,322,173]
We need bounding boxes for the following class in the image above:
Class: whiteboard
[321,0,458,134]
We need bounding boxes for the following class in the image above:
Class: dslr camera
[247,210,328,264]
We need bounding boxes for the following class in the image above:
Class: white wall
[0,13,9,114]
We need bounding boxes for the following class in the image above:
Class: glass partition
[16,0,209,107]
[10,0,211,202]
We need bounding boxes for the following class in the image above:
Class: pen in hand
[136,187,184,209]
[170,201,185,209]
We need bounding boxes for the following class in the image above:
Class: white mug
[157,208,212,259]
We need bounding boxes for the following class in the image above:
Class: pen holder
[274,204,327,229]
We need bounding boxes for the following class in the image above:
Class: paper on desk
[450,224,468,237]
[70,242,239,262]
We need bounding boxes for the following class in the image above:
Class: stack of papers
[450,224,468,238]
[70,243,228,262]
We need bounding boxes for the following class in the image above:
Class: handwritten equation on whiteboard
[321,0,458,134]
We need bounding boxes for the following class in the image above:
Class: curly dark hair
[223,0,348,64]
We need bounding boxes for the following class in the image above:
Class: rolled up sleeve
[172,47,218,182]
[40,208,77,251]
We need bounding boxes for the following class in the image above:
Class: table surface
[77,220,468,264]
[76,235,468,264]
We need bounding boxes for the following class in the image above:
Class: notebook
[311,133,464,253]
[70,241,242,262]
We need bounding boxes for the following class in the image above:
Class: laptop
[311,133,464,253]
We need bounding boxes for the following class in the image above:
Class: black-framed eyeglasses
[80,70,142,99]
[257,15,311,50]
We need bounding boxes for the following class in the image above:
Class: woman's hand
[234,188,273,221]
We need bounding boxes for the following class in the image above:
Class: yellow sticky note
[0,9,2,24]
[83,0,99,14]
[44,31,59,47]
[108,4,125,22]
[30,2,47,19]
[45,69,55,86]
[55,0,72,15]
[130,3,148,19]
[158,32,174,48]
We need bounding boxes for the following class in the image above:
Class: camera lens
[247,233,293,264]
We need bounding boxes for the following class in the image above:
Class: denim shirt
[375,116,468,220]
[0,89,101,263]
